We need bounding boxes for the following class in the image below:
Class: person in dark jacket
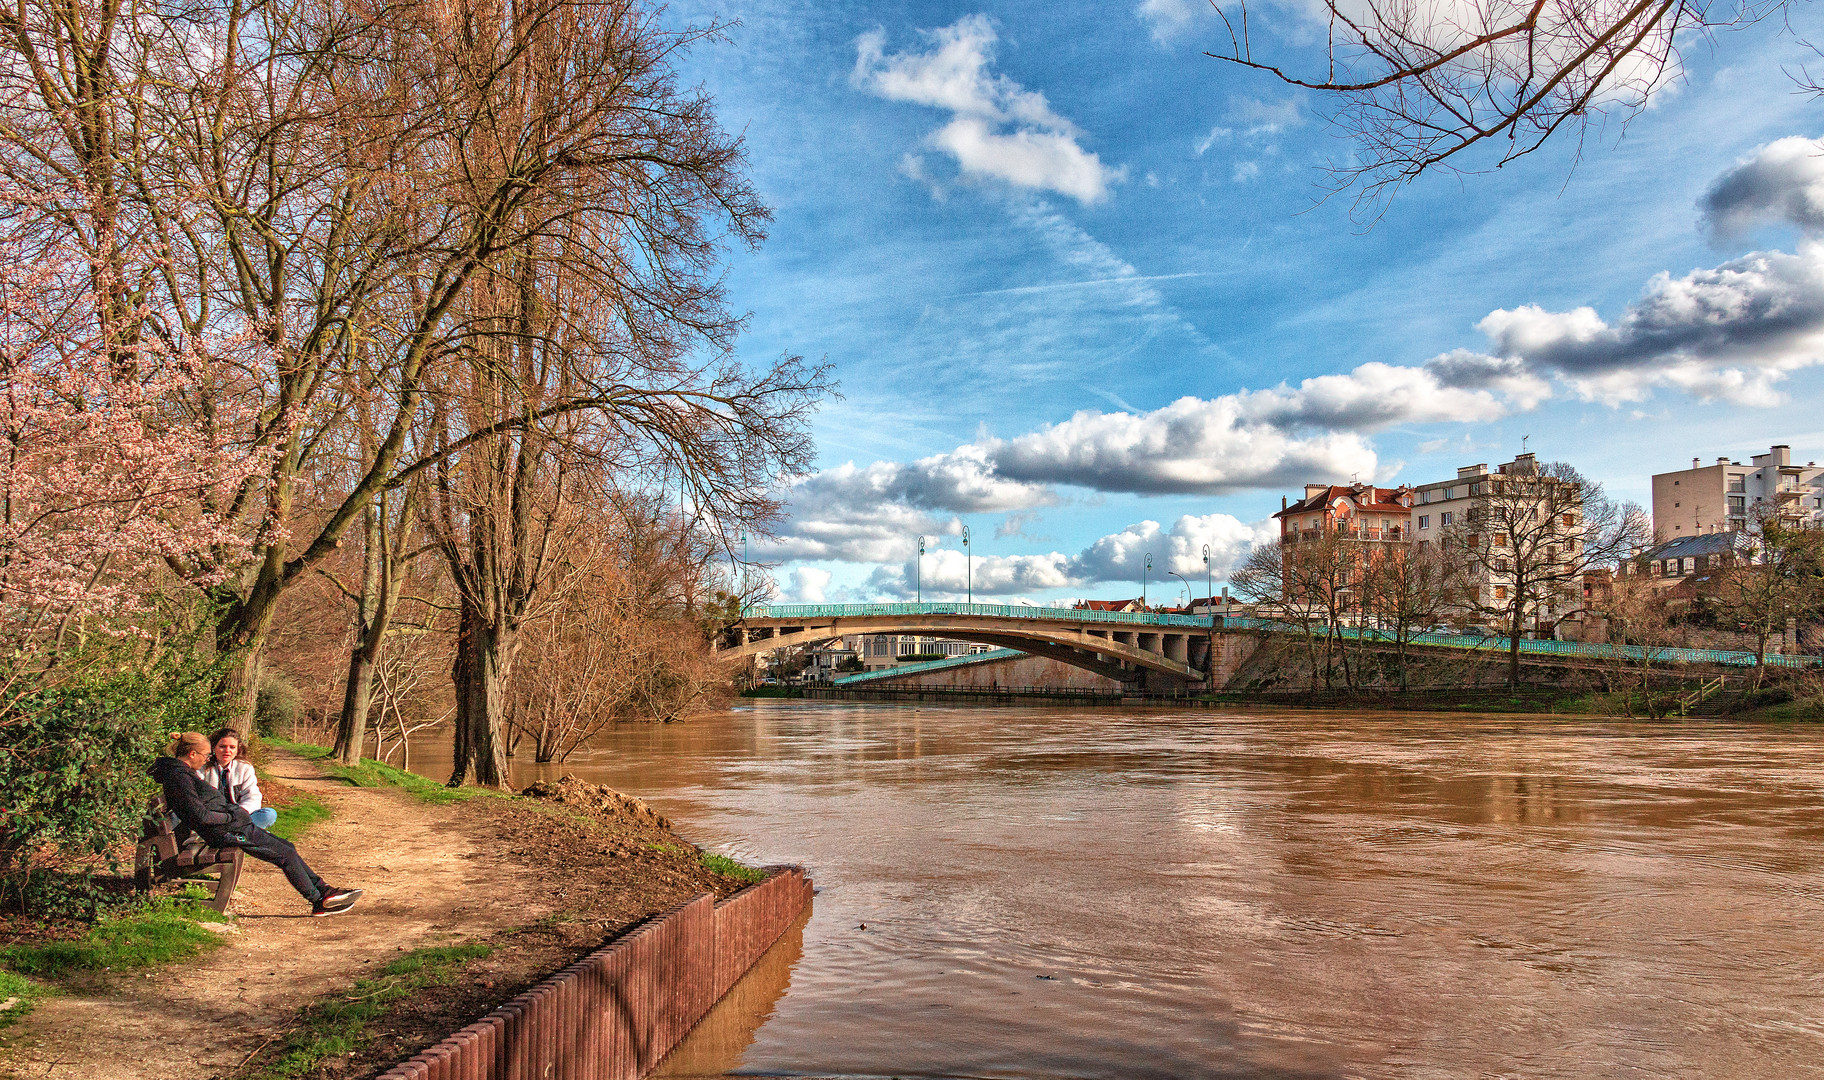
[149,732,363,917]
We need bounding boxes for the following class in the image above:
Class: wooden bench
[132,792,244,914]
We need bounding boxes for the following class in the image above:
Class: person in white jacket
[198,728,277,830]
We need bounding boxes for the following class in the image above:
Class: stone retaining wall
[375,867,813,1080]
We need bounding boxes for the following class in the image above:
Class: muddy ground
[0,752,754,1080]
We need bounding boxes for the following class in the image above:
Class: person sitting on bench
[149,732,363,917]
[197,727,276,830]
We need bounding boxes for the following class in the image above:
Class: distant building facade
[1650,445,1824,540]
[858,634,994,671]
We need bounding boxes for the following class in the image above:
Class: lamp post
[916,535,926,603]
[737,532,748,614]
[962,525,972,604]
[1202,544,1213,625]
[1142,552,1152,609]
[1170,571,1192,610]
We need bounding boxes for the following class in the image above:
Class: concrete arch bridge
[717,603,1252,690]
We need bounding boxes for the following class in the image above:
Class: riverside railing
[833,648,1025,684]
[746,603,1821,669]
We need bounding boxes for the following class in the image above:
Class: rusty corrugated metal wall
[374,867,813,1080]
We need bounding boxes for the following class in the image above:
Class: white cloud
[1136,0,1210,42]
[854,15,1124,204]
[786,567,833,604]
[1232,161,1261,182]
[1475,242,1824,406]
[766,357,1543,565]
[1702,135,1824,242]
[862,513,1273,599]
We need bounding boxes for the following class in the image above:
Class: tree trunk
[333,505,384,765]
[449,599,513,789]
[1507,596,1524,689]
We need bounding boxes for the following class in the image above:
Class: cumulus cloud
[986,361,1520,495]
[1474,244,1824,406]
[1701,136,1824,242]
[764,357,1546,564]
[854,15,1124,204]
[786,567,833,604]
[864,513,1274,599]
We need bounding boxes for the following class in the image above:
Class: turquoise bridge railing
[744,603,1821,669]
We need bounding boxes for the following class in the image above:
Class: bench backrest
[142,791,173,839]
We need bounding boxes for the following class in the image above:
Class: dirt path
[3,752,555,1080]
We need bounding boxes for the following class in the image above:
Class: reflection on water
[408,705,1824,1078]
[657,907,810,1077]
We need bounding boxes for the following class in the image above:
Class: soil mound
[519,776,672,832]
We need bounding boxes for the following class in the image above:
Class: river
[411,702,1824,1078]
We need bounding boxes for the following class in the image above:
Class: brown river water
[407,702,1824,1078]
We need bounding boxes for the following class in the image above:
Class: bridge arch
[719,606,1214,687]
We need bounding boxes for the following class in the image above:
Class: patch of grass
[0,968,50,1029]
[699,852,766,884]
[0,894,230,979]
[264,738,504,804]
[252,942,492,1079]
[267,792,332,841]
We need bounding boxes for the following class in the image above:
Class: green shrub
[0,651,230,916]
[253,673,302,737]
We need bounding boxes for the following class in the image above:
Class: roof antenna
[1522,434,1530,453]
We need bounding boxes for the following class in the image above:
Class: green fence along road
[748,603,1821,670]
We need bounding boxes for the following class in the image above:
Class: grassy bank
[248,941,493,1079]
[264,737,502,805]
[0,886,231,1030]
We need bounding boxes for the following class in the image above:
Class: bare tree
[1711,507,1824,681]
[1446,458,1649,687]
[1363,539,1470,688]
[1232,532,1359,689]
[1597,568,1684,717]
[1209,0,1777,215]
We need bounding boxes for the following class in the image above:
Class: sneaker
[311,887,363,916]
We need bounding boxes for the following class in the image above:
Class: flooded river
[415,703,1824,1078]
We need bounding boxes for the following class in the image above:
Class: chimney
[1305,484,1326,500]
[1773,444,1792,466]
[1693,457,1701,469]
[1281,495,1288,510]
[1718,457,1731,466]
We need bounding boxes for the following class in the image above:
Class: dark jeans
[210,824,326,904]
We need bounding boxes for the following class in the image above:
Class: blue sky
[668,0,1824,606]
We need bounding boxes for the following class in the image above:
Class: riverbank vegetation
[0,0,829,930]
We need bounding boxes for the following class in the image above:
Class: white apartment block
[1406,452,1582,628]
[859,634,995,671]
[1651,445,1824,541]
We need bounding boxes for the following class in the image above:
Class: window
[1673,479,1680,486]
[1729,478,1745,493]
[1683,557,1694,573]
[1674,502,1680,508]
[1493,534,1508,546]
[1440,511,1453,526]
[1443,487,1455,500]
[1494,586,1508,600]
[1418,515,1430,530]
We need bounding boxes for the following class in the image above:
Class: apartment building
[1274,483,1415,544]
[1272,453,1584,630]
[858,634,994,671]
[1650,445,1824,540]
[1409,452,1583,622]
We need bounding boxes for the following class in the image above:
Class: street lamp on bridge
[1203,544,1213,626]
[915,535,926,603]
[1142,552,1152,609]
[1170,571,1192,611]
[962,525,972,604]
